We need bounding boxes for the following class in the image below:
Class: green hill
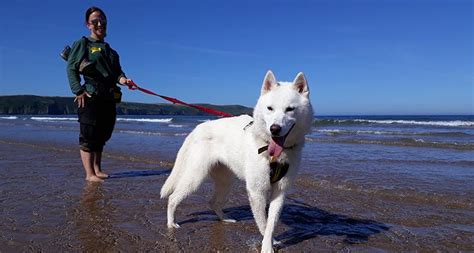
[0,95,253,116]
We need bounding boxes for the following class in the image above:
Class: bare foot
[95,172,109,179]
[86,175,104,182]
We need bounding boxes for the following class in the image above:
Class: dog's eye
[285,107,295,112]
[267,106,273,111]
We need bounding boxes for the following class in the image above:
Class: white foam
[356,130,388,135]
[318,129,342,133]
[174,133,188,136]
[355,119,474,127]
[119,130,162,136]
[318,129,393,135]
[168,124,184,128]
[0,116,18,120]
[116,118,173,123]
[118,130,188,137]
[31,117,77,121]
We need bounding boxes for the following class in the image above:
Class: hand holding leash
[119,77,136,90]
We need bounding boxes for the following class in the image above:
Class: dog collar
[243,120,296,157]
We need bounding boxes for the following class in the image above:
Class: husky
[160,70,314,253]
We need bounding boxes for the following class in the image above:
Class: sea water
[1,114,473,250]
[1,114,472,191]
[1,114,472,159]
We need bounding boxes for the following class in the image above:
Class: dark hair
[85,6,107,23]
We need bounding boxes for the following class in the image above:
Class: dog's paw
[260,245,274,253]
[273,238,282,245]
[261,239,275,253]
[167,222,180,229]
[221,218,237,223]
[273,238,283,246]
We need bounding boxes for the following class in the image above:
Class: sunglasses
[89,18,107,26]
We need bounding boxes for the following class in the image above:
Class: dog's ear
[293,72,309,97]
[261,70,278,95]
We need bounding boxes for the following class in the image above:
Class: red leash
[126,81,233,117]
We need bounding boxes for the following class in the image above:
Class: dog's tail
[160,160,182,198]
[160,171,177,198]
[160,144,188,199]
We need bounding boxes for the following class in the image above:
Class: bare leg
[93,151,108,178]
[80,150,103,182]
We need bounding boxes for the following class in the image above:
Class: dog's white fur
[160,70,313,253]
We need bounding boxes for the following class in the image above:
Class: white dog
[160,70,314,253]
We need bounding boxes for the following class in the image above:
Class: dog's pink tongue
[268,136,286,158]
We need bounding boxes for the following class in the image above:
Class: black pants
[78,97,116,152]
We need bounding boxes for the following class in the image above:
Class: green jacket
[66,36,126,96]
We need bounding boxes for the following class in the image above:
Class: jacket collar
[86,36,105,43]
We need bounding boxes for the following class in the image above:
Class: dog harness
[269,161,289,184]
[243,120,295,184]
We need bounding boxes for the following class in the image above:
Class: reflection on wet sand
[75,183,116,251]
[108,169,171,179]
[209,222,227,250]
[1,140,472,251]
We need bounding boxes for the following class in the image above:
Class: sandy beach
[1,137,473,252]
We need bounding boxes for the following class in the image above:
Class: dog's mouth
[268,124,295,158]
[268,136,286,158]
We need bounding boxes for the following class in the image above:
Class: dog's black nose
[270,124,281,136]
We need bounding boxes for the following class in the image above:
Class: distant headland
[0,95,253,116]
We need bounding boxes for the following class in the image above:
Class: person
[66,6,132,182]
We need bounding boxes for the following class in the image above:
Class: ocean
[0,114,473,251]
[1,114,472,161]
[1,114,473,190]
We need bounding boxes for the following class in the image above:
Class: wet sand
[0,140,473,252]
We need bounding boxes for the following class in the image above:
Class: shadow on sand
[181,198,389,249]
[108,169,171,179]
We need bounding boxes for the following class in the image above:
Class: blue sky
[0,0,472,115]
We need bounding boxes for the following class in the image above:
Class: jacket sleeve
[110,48,126,83]
[66,38,87,95]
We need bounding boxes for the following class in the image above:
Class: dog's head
[253,70,314,156]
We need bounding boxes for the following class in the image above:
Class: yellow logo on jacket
[90,47,102,54]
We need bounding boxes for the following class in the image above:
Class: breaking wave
[355,119,474,127]
[117,130,187,137]
[317,129,473,137]
[31,117,77,122]
[0,116,18,120]
[306,137,474,151]
[314,119,474,128]
[116,118,173,123]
